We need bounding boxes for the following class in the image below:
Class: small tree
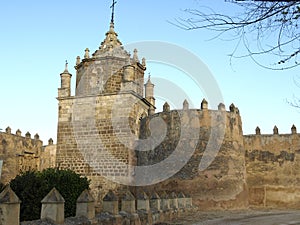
[10,168,90,221]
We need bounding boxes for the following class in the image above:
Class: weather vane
[110,0,117,23]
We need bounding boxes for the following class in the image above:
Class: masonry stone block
[0,185,21,225]
[121,190,136,214]
[160,192,170,211]
[169,192,178,209]
[102,190,119,215]
[41,188,65,224]
[177,192,186,208]
[149,192,161,211]
[137,191,150,211]
[76,189,95,220]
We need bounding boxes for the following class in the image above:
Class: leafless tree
[175,0,300,70]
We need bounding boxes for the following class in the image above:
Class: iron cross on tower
[110,0,117,23]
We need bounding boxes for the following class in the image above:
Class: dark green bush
[10,170,48,221]
[10,168,90,221]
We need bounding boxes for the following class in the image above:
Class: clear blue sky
[0,0,299,143]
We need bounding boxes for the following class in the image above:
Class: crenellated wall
[0,127,55,184]
[244,126,300,208]
[136,100,248,210]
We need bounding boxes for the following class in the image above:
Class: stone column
[41,188,65,224]
[185,194,193,208]
[177,192,186,208]
[76,189,95,220]
[169,192,178,209]
[137,191,150,211]
[0,185,21,225]
[102,190,119,215]
[121,190,136,214]
[160,191,170,211]
[149,192,161,212]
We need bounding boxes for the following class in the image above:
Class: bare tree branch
[174,1,300,70]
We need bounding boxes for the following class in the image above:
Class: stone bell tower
[56,4,155,200]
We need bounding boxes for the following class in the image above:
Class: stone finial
[25,132,31,138]
[34,133,40,140]
[76,56,81,65]
[63,60,69,73]
[169,192,178,209]
[48,138,54,145]
[77,189,95,203]
[0,185,21,204]
[121,190,136,213]
[103,190,118,215]
[291,124,297,134]
[142,57,146,67]
[41,188,65,224]
[177,192,186,208]
[103,190,118,201]
[159,191,170,211]
[41,188,65,204]
[5,126,11,134]
[255,126,261,135]
[133,48,139,62]
[16,129,21,136]
[229,103,236,112]
[122,190,135,201]
[170,192,177,199]
[84,48,90,59]
[218,103,225,111]
[183,99,189,110]
[150,192,160,200]
[137,191,150,211]
[76,189,95,220]
[137,191,149,200]
[163,102,170,112]
[273,125,279,135]
[201,98,208,110]
[144,74,155,99]
[149,192,160,211]
[0,185,21,225]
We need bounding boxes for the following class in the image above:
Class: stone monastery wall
[0,127,55,184]
[2,16,300,214]
[136,101,248,210]
[244,127,300,208]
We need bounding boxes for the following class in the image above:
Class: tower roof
[61,60,71,75]
[145,74,154,87]
[92,22,129,58]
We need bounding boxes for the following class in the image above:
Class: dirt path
[170,210,300,225]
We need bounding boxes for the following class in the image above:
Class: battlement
[156,98,240,114]
[0,126,41,141]
[245,124,299,136]
[151,99,240,117]
[0,126,56,184]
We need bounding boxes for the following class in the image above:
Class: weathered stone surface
[244,133,300,208]
[137,108,247,210]
[41,188,65,224]
[0,185,21,225]
[102,190,118,215]
[76,190,95,220]
[0,129,49,184]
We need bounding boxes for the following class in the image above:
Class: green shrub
[10,168,90,221]
[39,168,90,218]
[10,170,48,221]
